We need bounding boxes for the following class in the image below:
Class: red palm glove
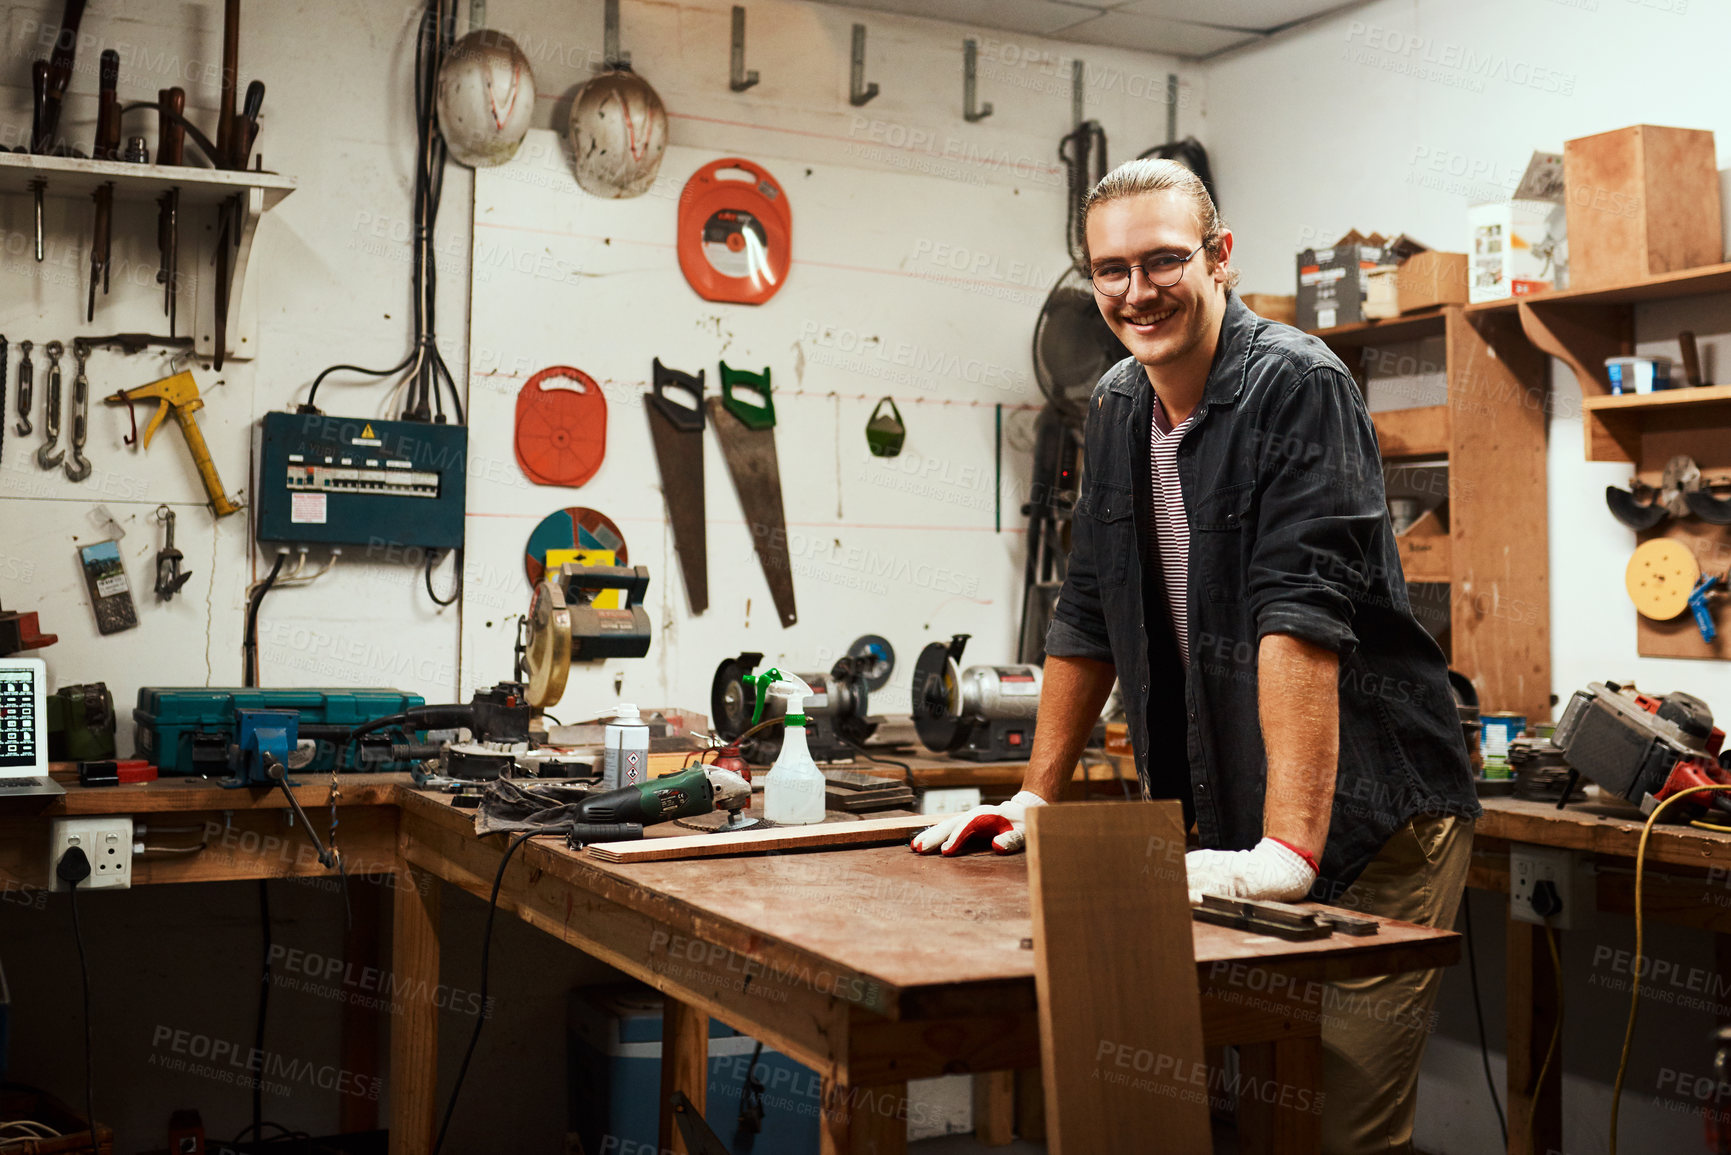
[910,791,1047,856]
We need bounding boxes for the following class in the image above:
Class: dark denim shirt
[1046,291,1480,897]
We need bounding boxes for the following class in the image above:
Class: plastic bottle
[604,703,649,789]
[761,678,826,825]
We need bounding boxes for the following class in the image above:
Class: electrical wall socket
[50,816,135,891]
[1510,844,1589,929]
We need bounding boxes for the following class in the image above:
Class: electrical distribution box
[256,412,467,550]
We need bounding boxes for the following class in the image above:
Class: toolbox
[134,687,425,775]
[568,984,820,1155]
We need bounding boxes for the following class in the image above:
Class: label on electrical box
[291,492,328,524]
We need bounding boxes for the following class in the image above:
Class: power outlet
[50,817,135,891]
[1510,844,1588,929]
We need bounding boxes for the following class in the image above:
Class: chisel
[88,50,120,321]
[157,88,186,335]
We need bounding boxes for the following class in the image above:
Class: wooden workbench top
[396,787,1459,1007]
[1477,793,1731,869]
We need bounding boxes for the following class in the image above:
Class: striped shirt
[1151,395,1196,667]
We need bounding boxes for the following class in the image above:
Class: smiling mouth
[1121,305,1179,331]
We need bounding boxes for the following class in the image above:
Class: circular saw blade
[1626,538,1699,621]
[526,579,573,707]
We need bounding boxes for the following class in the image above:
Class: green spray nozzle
[720,362,775,430]
[741,667,810,725]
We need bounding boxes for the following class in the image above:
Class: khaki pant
[1318,813,1474,1155]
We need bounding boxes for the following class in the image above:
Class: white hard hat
[436,29,536,168]
[567,68,668,198]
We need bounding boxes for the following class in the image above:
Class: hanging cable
[242,552,287,688]
[1460,890,1507,1147]
[298,0,463,425]
[426,549,461,607]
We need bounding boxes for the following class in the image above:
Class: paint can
[1480,712,1526,779]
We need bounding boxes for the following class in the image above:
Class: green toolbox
[134,687,426,775]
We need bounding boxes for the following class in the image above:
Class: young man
[913,158,1481,1153]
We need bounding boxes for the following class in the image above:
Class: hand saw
[708,362,797,628]
[647,358,708,615]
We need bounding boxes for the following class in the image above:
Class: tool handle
[95,50,119,160]
[1691,577,1720,644]
[1682,330,1704,387]
[217,0,240,161]
[719,361,775,430]
[232,79,264,169]
[649,358,705,433]
[159,88,186,166]
[30,61,48,151]
[172,404,243,517]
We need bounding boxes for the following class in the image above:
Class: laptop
[0,657,64,798]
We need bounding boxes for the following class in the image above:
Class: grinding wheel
[912,640,966,752]
[1626,538,1699,621]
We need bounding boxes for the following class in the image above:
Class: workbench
[1473,794,1731,1155]
[0,777,1459,1154]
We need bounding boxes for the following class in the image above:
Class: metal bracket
[729,7,759,91]
[963,38,992,122]
[1071,58,1085,128]
[604,0,630,70]
[850,24,878,106]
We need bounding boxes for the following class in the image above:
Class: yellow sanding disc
[1626,539,1700,621]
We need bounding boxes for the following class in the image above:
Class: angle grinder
[566,765,757,846]
[913,634,1041,762]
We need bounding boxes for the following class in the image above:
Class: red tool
[677,158,792,305]
[514,367,607,487]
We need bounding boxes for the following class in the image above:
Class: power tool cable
[54,847,95,1155]
[433,831,533,1154]
[1459,889,1507,1148]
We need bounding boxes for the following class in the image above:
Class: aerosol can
[745,669,826,825]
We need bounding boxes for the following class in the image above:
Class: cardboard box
[1398,251,1468,313]
[1296,240,1386,330]
[1240,293,1297,326]
[1565,124,1722,288]
[1469,200,1565,303]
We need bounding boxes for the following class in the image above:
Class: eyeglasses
[1089,243,1205,296]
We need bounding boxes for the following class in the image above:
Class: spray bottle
[744,668,827,825]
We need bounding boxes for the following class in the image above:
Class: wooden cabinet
[1312,307,1551,722]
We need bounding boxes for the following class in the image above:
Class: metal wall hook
[604,0,631,70]
[963,39,992,122]
[730,7,759,92]
[850,24,878,106]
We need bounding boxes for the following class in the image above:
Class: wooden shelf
[1465,260,1731,315]
[0,154,296,364]
[1581,384,1731,462]
[1371,405,1450,459]
[0,152,296,209]
[1309,311,1447,349]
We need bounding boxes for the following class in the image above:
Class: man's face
[1085,189,1232,372]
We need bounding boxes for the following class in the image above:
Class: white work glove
[910,791,1047,856]
[1185,838,1317,904]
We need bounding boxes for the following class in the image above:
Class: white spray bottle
[747,668,827,825]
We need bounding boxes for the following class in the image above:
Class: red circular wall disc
[516,366,607,487]
[677,158,792,306]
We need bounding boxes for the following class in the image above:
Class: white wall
[1203,2,1731,1151]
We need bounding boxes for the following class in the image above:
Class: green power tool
[567,765,757,847]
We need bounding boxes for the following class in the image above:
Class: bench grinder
[711,646,884,763]
[913,634,1041,762]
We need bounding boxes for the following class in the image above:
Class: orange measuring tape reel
[677,158,792,305]
[515,366,607,487]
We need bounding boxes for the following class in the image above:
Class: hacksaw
[708,362,797,628]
